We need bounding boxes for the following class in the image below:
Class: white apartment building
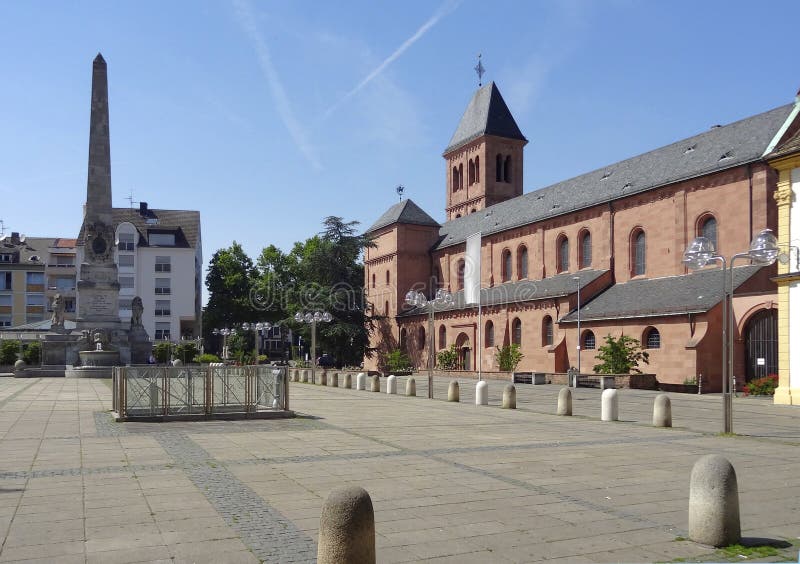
[77,202,202,342]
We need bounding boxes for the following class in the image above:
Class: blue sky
[1,0,798,304]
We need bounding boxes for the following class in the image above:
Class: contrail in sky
[323,0,461,120]
[233,0,322,171]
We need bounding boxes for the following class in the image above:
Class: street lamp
[294,311,333,383]
[212,327,236,360]
[573,276,582,375]
[683,229,779,433]
[404,288,453,399]
[242,322,271,365]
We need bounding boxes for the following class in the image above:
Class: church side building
[365,81,800,391]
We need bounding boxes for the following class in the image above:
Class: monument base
[65,366,114,379]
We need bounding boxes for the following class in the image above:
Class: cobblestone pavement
[0,375,798,563]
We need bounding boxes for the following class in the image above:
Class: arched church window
[504,155,512,183]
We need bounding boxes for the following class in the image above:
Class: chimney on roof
[10,232,19,244]
[139,202,148,215]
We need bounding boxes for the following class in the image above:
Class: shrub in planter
[195,353,221,364]
[0,340,20,365]
[744,374,778,396]
[495,344,523,372]
[385,350,412,373]
[436,344,459,370]
[22,342,41,365]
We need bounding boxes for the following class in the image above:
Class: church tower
[443,82,527,220]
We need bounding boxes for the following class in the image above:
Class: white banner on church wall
[465,232,481,305]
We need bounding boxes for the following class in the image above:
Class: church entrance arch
[743,308,777,382]
[455,332,471,371]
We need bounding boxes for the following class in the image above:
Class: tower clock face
[92,235,107,256]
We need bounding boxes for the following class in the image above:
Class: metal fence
[112,364,289,420]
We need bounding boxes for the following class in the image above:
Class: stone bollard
[653,394,672,427]
[556,387,572,416]
[502,384,516,409]
[344,373,352,389]
[317,486,375,564]
[475,381,488,405]
[370,375,380,392]
[331,373,339,387]
[356,372,366,391]
[688,455,741,547]
[406,377,416,396]
[448,381,460,402]
[320,370,328,386]
[386,375,397,394]
[172,359,183,367]
[301,370,309,383]
[601,389,618,421]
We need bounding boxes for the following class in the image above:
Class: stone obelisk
[76,53,121,333]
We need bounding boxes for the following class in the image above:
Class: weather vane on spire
[396,185,405,201]
[475,54,485,87]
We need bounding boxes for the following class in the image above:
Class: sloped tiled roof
[366,199,440,234]
[435,103,794,250]
[559,266,762,322]
[78,208,201,249]
[53,238,77,248]
[398,269,607,317]
[0,236,54,265]
[444,82,527,154]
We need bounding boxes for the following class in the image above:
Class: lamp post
[242,322,271,365]
[405,288,453,399]
[212,327,235,360]
[294,311,333,383]
[573,276,582,374]
[683,228,779,433]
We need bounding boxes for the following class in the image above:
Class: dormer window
[149,232,175,246]
[117,232,135,251]
[0,254,11,263]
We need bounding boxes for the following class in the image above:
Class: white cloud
[322,0,461,120]
[232,0,323,171]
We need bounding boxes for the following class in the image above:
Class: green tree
[593,335,650,374]
[0,340,20,365]
[495,344,523,372]
[203,242,258,355]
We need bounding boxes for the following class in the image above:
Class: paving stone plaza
[0,375,798,563]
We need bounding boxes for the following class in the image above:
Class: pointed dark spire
[444,81,527,154]
[85,52,112,225]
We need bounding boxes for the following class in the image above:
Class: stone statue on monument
[131,296,144,328]
[50,293,65,329]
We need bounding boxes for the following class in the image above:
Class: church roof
[444,82,527,154]
[435,102,794,250]
[366,199,440,234]
[398,269,608,317]
[559,265,762,323]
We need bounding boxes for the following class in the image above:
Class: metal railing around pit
[112,364,289,420]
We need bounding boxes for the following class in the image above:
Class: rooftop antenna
[0,220,5,238]
[125,187,138,210]
[396,185,405,201]
[474,54,485,87]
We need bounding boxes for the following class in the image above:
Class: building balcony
[26,284,44,293]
